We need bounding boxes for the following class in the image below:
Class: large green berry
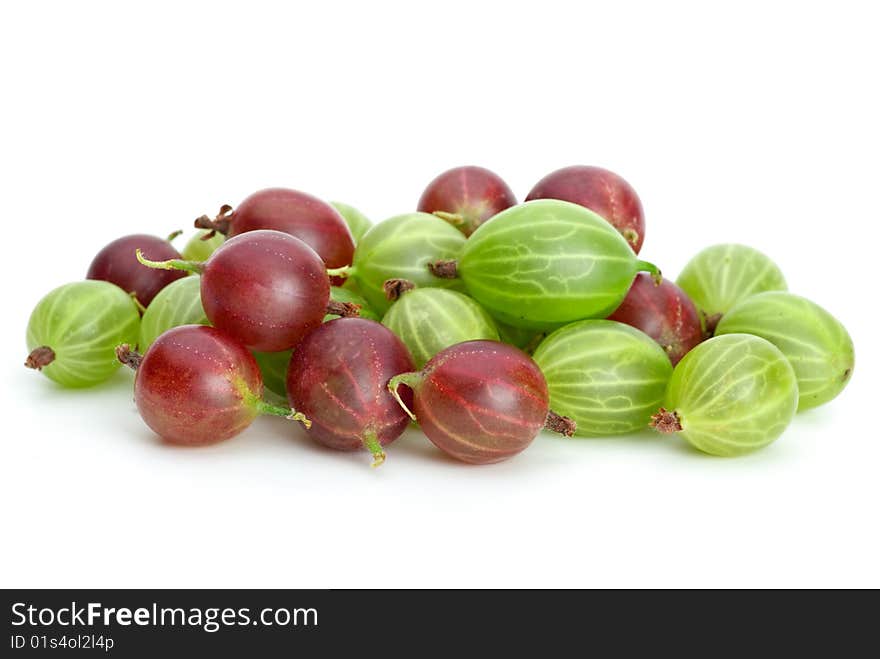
[382,288,499,368]
[25,281,140,388]
[446,200,659,330]
[349,212,466,315]
[532,320,673,435]
[676,244,787,323]
[715,292,854,411]
[330,201,372,244]
[652,334,798,456]
[139,276,209,350]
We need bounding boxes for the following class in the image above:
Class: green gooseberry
[714,292,854,411]
[343,212,466,315]
[651,334,798,456]
[532,320,673,435]
[330,201,372,244]
[381,287,499,368]
[139,276,210,350]
[25,281,140,388]
[676,244,787,327]
[181,229,225,261]
[254,286,379,398]
[432,199,659,330]
[495,321,546,354]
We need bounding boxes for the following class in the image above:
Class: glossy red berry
[417,166,517,236]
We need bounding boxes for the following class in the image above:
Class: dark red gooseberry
[388,341,575,465]
[195,188,355,282]
[137,230,359,353]
[87,234,186,307]
[525,165,646,253]
[118,325,307,446]
[417,166,517,236]
[286,318,415,466]
[607,273,703,365]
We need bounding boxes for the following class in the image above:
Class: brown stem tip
[383,278,416,301]
[650,408,682,434]
[116,344,143,371]
[428,259,459,279]
[193,204,234,238]
[25,346,56,370]
[326,300,361,318]
[545,410,577,437]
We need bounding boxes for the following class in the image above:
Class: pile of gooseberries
[24,169,854,464]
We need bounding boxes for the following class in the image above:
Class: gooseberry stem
[116,344,142,371]
[193,204,234,237]
[636,260,662,285]
[428,259,459,279]
[383,278,416,301]
[650,408,683,434]
[326,300,361,317]
[136,249,204,275]
[386,372,423,421]
[254,400,312,428]
[326,265,353,280]
[129,291,147,314]
[433,211,465,227]
[544,410,577,437]
[362,429,386,467]
[166,229,183,243]
[25,346,55,370]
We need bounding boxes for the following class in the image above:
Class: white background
[2,1,877,588]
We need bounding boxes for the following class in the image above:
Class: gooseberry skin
[25,281,140,388]
[139,276,209,350]
[200,230,331,352]
[525,165,645,253]
[714,292,854,411]
[87,234,187,307]
[381,288,500,368]
[452,199,659,330]
[132,325,288,446]
[676,244,787,322]
[286,318,415,465]
[330,201,372,244]
[654,334,798,457]
[417,165,517,236]
[254,287,380,399]
[607,273,703,365]
[532,320,673,436]
[225,188,355,274]
[390,341,555,464]
[182,230,224,261]
[350,212,467,315]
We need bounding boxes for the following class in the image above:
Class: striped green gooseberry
[381,283,499,368]
[181,229,225,261]
[532,320,673,435]
[334,212,466,316]
[429,199,659,330]
[330,201,372,244]
[255,286,380,398]
[25,281,140,387]
[651,334,798,456]
[139,276,209,350]
[676,244,787,331]
[715,292,854,411]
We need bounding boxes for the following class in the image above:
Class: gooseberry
[181,229,225,261]
[650,334,798,456]
[388,341,576,464]
[87,233,186,307]
[417,165,517,236]
[341,212,467,315]
[676,244,787,332]
[532,320,673,435]
[430,199,659,330]
[138,276,209,350]
[25,281,140,388]
[525,165,646,253]
[607,273,703,365]
[286,318,415,466]
[330,201,372,244]
[137,230,359,352]
[714,292,854,411]
[381,284,500,368]
[118,325,308,445]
